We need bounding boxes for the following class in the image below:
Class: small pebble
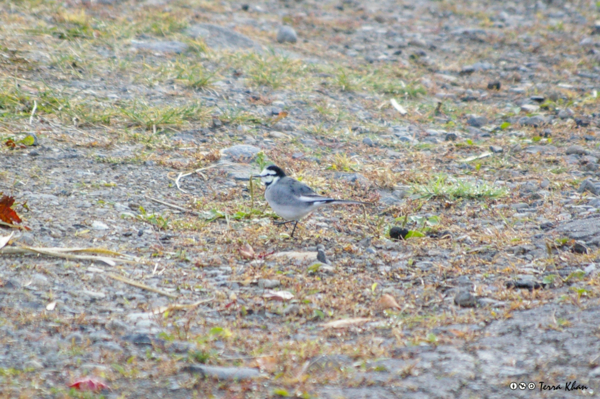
[454,291,478,307]
[277,26,297,44]
[487,81,501,90]
[92,221,109,230]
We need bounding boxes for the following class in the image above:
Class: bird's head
[253,164,286,186]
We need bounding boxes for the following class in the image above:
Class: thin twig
[170,162,235,193]
[145,195,200,216]
[29,100,37,125]
[0,220,27,230]
[107,272,178,299]
[152,296,215,314]
[1,245,136,266]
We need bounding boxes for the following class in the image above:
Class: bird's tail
[321,199,371,206]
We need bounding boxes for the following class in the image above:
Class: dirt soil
[1,0,600,398]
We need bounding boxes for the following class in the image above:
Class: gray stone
[333,172,370,188]
[454,291,478,307]
[362,137,374,147]
[519,116,547,127]
[91,221,109,230]
[467,116,487,128]
[282,304,300,316]
[489,145,504,153]
[277,26,298,44]
[221,145,261,162]
[182,365,261,380]
[557,215,600,243]
[187,24,262,52]
[258,279,280,289]
[566,145,589,156]
[24,359,44,370]
[106,319,129,332]
[65,332,84,344]
[578,179,600,195]
[31,273,50,287]
[317,244,330,265]
[131,40,188,54]
[308,354,352,372]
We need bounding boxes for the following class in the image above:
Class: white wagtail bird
[253,165,369,237]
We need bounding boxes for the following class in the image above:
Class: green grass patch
[412,174,508,200]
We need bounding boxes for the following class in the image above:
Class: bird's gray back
[265,177,317,220]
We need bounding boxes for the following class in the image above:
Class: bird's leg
[274,220,296,226]
[290,221,299,238]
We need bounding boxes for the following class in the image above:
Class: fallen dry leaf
[252,356,278,373]
[262,290,294,301]
[0,195,23,225]
[239,243,255,259]
[271,110,288,125]
[376,294,402,311]
[69,377,109,392]
[0,232,14,249]
[322,318,372,329]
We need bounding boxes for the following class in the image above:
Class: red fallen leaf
[0,195,23,225]
[4,139,26,149]
[69,377,109,392]
[256,250,275,260]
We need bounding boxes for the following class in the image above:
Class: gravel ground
[1,0,600,398]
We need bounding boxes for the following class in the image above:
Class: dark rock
[460,65,475,75]
[489,145,503,153]
[182,365,260,380]
[487,81,501,90]
[572,242,589,254]
[575,117,591,127]
[389,227,409,240]
[241,4,249,11]
[362,137,374,147]
[445,132,458,141]
[454,291,478,307]
[123,333,161,346]
[467,116,487,128]
[530,96,545,103]
[317,244,330,264]
[505,278,544,291]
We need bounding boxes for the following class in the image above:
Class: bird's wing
[285,177,369,205]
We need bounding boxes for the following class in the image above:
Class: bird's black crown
[265,165,286,177]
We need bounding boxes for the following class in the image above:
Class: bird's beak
[251,174,264,179]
